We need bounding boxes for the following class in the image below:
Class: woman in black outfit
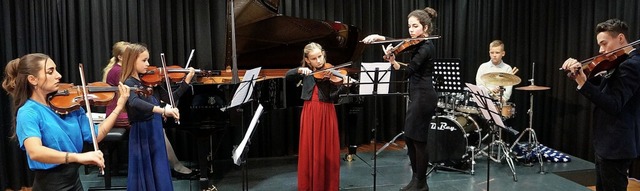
[362,7,438,191]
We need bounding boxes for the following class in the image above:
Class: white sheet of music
[359,62,391,95]
[225,67,261,111]
[233,104,264,165]
[465,83,505,128]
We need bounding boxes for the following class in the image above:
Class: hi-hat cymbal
[515,85,551,91]
[480,72,521,86]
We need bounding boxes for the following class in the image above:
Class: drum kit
[431,67,550,177]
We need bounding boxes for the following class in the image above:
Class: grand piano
[166,0,363,190]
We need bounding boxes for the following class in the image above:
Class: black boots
[400,173,429,191]
[399,173,417,191]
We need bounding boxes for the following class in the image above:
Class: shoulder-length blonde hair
[299,42,325,68]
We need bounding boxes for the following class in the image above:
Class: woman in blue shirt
[2,53,130,190]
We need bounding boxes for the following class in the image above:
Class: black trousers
[33,163,83,191]
[595,154,633,191]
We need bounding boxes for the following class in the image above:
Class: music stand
[432,58,464,114]
[222,67,261,191]
[231,104,264,191]
[433,58,464,93]
[425,58,470,175]
[466,83,518,190]
[340,62,405,191]
[222,67,261,111]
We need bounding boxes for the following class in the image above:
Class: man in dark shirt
[562,18,640,191]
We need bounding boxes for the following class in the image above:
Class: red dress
[298,86,340,191]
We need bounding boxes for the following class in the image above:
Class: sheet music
[359,62,391,95]
[232,104,264,165]
[465,83,505,128]
[225,67,261,110]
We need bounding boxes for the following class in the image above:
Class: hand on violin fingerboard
[115,82,130,111]
[184,67,196,84]
[361,34,385,44]
[561,58,587,87]
[298,67,312,75]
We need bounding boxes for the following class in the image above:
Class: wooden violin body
[140,65,217,86]
[312,63,349,85]
[48,82,149,114]
[565,39,640,78]
[581,50,628,78]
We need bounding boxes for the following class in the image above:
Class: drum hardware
[426,114,483,176]
[466,86,518,182]
[510,62,550,174]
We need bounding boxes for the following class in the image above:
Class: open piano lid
[225,0,363,71]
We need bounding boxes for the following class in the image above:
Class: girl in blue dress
[119,43,195,191]
[2,53,130,190]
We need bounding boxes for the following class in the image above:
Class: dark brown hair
[408,7,438,35]
[595,19,628,38]
[2,53,50,139]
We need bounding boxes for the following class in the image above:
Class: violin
[312,63,348,85]
[375,36,442,59]
[47,82,150,114]
[562,39,640,78]
[310,63,357,85]
[140,65,215,86]
[386,39,422,57]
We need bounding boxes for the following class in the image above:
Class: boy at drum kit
[436,40,552,177]
[474,40,551,175]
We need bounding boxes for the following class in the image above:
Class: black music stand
[222,67,261,191]
[432,58,465,93]
[426,58,471,175]
[466,83,518,191]
[432,58,464,114]
[341,62,405,191]
[231,104,264,191]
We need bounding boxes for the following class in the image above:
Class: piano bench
[88,127,128,191]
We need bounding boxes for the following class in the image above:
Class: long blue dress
[125,77,173,191]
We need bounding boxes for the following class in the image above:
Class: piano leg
[197,135,212,189]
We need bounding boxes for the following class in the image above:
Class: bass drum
[427,114,483,163]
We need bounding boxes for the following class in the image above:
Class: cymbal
[515,85,551,91]
[480,72,521,86]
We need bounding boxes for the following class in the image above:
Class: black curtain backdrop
[2,0,640,189]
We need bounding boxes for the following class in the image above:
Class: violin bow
[184,49,195,69]
[78,63,104,175]
[160,53,180,124]
[366,35,441,44]
[309,61,353,75]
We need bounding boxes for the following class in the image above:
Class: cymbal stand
[468,87,517,183]
[476,86,507,162]
[510,65,545,174]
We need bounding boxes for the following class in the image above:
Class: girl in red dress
[285,42,348,191]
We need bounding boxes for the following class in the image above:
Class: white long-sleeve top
[475,60,514,101]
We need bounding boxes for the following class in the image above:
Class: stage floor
[80,145,596,191]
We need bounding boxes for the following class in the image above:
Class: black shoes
[172,168,201,180]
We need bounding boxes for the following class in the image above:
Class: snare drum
[428,114,483,162]
[500,102,516,119]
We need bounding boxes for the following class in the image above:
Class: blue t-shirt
[16,99,98,170]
